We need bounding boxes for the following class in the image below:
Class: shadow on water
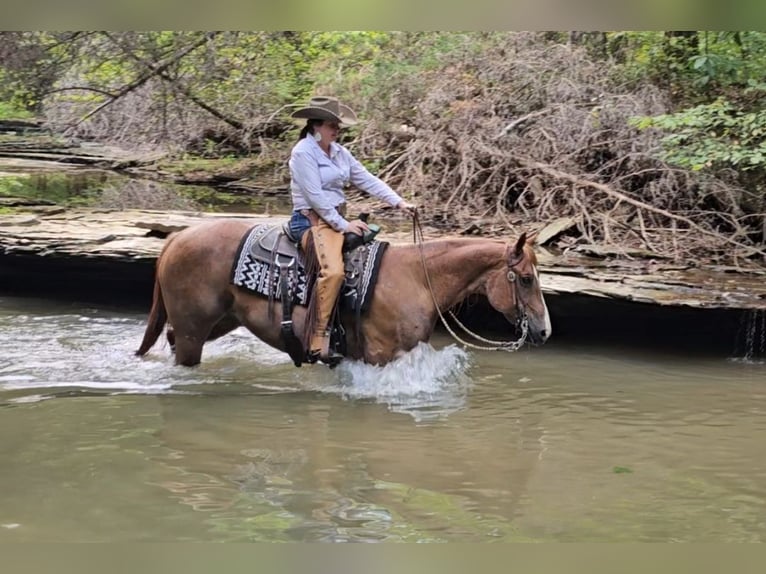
[456,293,760,361]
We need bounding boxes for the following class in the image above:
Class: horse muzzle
[507,309,550,346]
[525,313,551,345]
[526,326,548,345]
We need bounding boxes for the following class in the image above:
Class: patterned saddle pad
[231,223,388,312]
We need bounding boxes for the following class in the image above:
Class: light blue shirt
[289,136,403,232]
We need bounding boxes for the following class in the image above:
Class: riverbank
[2,205,764,310]
[2,205,765,357]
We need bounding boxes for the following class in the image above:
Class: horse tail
[135,235,173,356]
[135,275,167,356]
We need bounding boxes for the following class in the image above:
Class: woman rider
[288,96,416,364]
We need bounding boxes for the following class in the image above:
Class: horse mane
[392,235,536,265]
[396,236,505,251]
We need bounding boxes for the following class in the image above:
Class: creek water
[0,294,764,542]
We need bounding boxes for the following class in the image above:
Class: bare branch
[102,31,243,131]
[74,32,217,127]
[514,156,766,258]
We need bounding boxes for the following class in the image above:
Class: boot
[308,331,343,366]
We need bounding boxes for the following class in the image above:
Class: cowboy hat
[290,96,358,126]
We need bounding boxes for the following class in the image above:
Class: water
[1,295,765,542]
[735,309,766,363]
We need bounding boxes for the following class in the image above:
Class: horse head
[485,231,552,345]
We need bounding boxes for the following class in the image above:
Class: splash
[1,307,473,413]
[733,309,766,364]
[317,342,473,421]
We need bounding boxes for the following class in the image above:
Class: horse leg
[167,327,176,352]
[165,302,230,367]
[206,314,241,341]
[165,314,239,353]
[358,321,397,366]
[171,327,208,366]
[360,300,433,365]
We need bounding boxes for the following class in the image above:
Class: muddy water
[0,295,764,542]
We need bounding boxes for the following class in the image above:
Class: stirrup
[308,330,343,367]
[307,348,343,368]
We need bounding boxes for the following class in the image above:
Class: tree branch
[47,86,117,98]
[74,32,217,127]
[102,31,243,131]
[514,156,766,258]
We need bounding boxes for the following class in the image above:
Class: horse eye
[520,275,534,287]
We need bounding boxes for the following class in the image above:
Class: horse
[135,219,551,367]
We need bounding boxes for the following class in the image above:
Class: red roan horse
[136,219,551,366]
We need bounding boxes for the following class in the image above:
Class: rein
[411,211,528,352]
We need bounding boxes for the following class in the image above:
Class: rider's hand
[346,219,370,236]
[397,200,417,217]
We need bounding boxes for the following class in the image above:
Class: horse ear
[525,230,539,245]
[513,232,527,257]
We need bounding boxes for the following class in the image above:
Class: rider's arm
[346,150,403,208]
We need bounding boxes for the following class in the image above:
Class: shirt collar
[309,136,341,159]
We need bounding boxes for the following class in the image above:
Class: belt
[299,203,347,224]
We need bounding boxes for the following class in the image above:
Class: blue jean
[288,211,312,244]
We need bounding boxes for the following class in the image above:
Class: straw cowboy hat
[290,96,358,126]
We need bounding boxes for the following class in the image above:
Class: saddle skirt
[231,222,388,313]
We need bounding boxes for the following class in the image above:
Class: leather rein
[412,212,528,352]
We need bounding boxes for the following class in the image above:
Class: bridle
[412,212,529,352]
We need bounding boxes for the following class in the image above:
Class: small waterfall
[734,309,766,363]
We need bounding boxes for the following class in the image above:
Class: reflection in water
[3,170,293,214]
[1,295,765,542]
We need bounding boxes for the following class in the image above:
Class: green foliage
[632,95,766,172]
[300,31,476,125]
[8,31,766,193]
[605,31,766,102]
[684,32,766,90]
[0,32,79,112]
[0,175,28,196]
[0,100,34,119]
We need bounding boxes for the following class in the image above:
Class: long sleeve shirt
[289,136,403,232]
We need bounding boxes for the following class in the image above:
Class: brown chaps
[301,217,345,356]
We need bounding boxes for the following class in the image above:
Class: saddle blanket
[231,223,388,313]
